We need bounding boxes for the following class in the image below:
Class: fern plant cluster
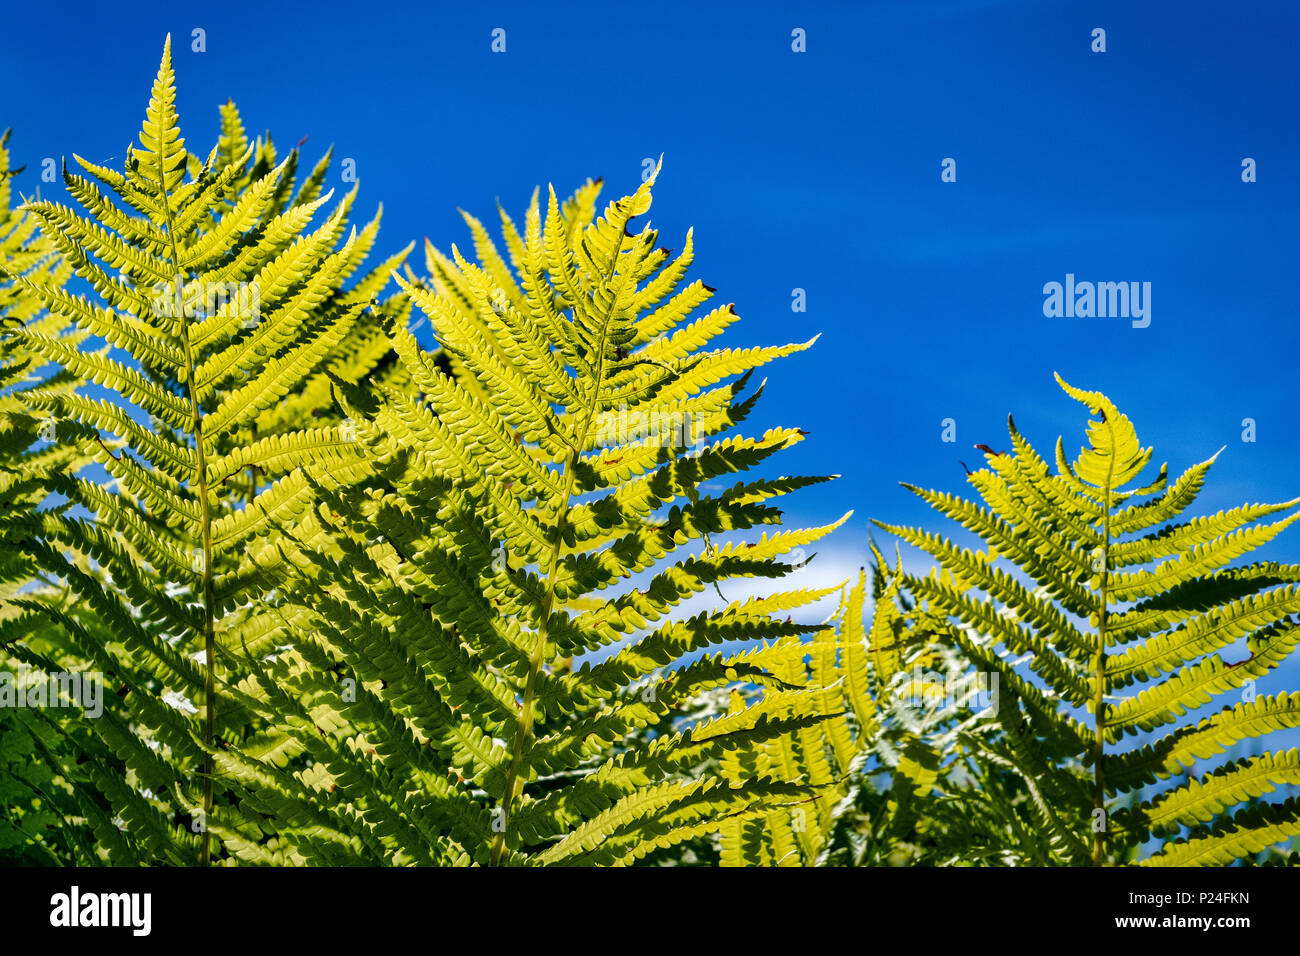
[1,39,1297,867]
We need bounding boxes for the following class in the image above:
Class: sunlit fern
[1,38,403,864]
[874,374,1300,865]
[209,166,853,865]
[0,127,84,610]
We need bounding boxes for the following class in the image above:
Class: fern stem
[490,232,624,865]
[159,167,217,866]
[490,457,577,866]
[1091,451,1115,865]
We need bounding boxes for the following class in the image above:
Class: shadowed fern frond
[0,126,99,864]
[716,545,1043,866]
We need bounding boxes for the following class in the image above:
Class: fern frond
[874,374,1300,865]
[4,41,402,865]
[240,168,848,865]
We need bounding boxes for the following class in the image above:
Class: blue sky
[3,0,1298,572]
